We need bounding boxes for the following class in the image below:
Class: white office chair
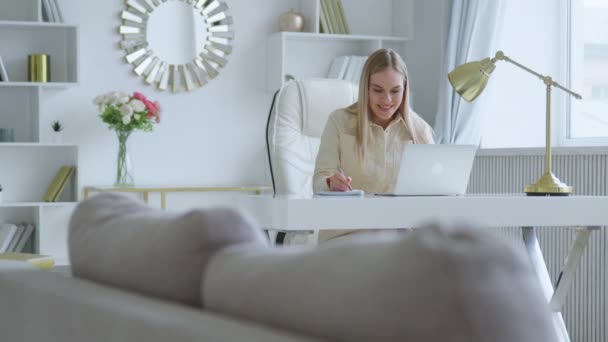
[266,79,358,243]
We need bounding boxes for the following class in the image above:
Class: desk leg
[160,192,167,209]
[521,227,570,342]
[143,192,149,204]
[266,230,278,246]
[265,231,313,246]
[550,226,597,311]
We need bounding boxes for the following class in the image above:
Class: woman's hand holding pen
[327,167,352,191]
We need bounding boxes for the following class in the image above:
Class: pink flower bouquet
[93,91,162,186]
[94,91,161,132]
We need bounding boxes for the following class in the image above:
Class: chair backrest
[266,79,358,196]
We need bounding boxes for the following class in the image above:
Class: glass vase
[51,131,62,144]
[115,130,134,187]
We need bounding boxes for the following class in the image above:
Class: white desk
[237,194,608,230]
[236,194,608,342]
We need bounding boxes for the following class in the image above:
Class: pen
[337,166,352,190]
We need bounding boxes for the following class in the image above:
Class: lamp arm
[492,51,582,99]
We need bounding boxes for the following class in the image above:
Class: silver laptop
[379,144,477,196]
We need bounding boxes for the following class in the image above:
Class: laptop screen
[386,144,478,196]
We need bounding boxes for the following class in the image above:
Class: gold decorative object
[448,51,582,196]
[279,9,305,32]
[119,0,234,93]
[28,54,50,82]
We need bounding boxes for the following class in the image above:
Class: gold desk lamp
[448,51,582,196]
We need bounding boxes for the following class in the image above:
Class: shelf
[0,0,79,265]
[293,0,413,37]
[0,202,77,208]
[0,82,77,88]
[0,148,78,203]
[267,0,414,92]
[275,32,410,42]
[0,20,76,29]
[268,32,396,91]
[0,23,78,83]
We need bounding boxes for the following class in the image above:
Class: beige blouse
[313,108,435,193]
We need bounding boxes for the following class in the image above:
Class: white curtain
[433,0,505,144]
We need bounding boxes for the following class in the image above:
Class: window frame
[559,0,608,146]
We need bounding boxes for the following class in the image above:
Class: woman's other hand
[327,173,352,191]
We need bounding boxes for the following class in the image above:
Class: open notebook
[315,189,365,197]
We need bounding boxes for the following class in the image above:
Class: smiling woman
[314,48,435,196]
[118,0,234,93]
[311,48,435,243]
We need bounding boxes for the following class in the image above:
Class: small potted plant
[51,120,63,144]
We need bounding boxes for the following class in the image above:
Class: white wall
[49,1,570,192]
[42,0,449,200]
[47,0,299,195]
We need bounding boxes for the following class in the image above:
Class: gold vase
[28,54,50,82]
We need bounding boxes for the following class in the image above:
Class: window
[479,0,563,148]
[567,0,608,141]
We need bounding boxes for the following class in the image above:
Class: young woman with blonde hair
[314,48,434,193]
[313,48,435,242]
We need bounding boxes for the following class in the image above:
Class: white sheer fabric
[434,0,505,144]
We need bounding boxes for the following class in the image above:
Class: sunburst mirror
[119,0,234,92]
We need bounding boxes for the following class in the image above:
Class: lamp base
[524,172,572,196]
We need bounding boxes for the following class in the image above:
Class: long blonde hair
[346,48,432,163]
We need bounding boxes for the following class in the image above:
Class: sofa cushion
[69,193,268,307]
[0,262,315,342]
[202,225,557,342]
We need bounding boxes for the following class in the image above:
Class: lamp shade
[448,57,496,102]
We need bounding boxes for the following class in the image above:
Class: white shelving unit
[0,21,78,84]
[0,0,79,265]
[267,0,414,91]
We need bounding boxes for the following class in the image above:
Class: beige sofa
[0,261,313,342]
[0,193,559,341]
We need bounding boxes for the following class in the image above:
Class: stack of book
[0,223,35,253]
[319,0,350,34]
[41,0,64,23]
[43,165,75,202]
[327,55,368,84]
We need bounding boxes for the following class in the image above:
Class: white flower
[129,99,146,112]
[134,114,141,120]
[122,115,131,125]
[102,95,112,105]
[116,92,130,104]
[119,104,134,117]
[93,95,105,105]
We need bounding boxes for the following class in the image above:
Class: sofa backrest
[0,261,314,342]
